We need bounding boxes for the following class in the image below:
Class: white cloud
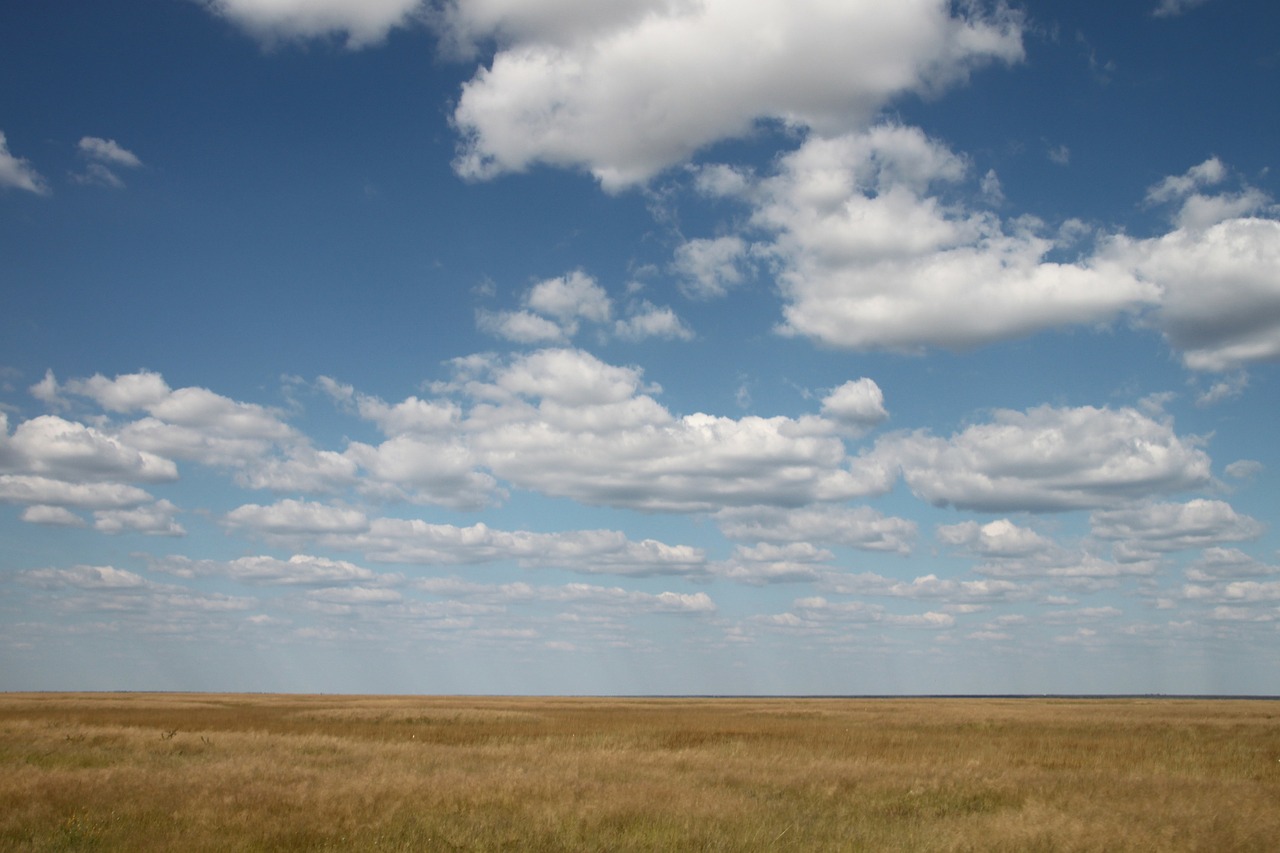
[225,498,369,536]
[235,446,360,492]
[1145,157,1228,205]
[201,0,424,46]
[150,553,378,586]
[306,586,403,605]
[672,236,751,299]
[1224,459,1262,480]
[751,126,1157,352]
[0,131,49,195]
[47,370,302,469]
[1185,548,1278,582]
[19,505,86,527]
[74,137,143,188]
[60,370,170,412]
[2,415,177,483]
[824,571,1019,603]
[21,564,148,590]
[820,378,888,435]
[875,404,1212,512]
[711,542,834,585]
[319,517,707,577]
[1090,499,1264,561]
[525,269,612,324]
[477,271,615,343]
[1143,158,1270,231]
[93,500,186,537]
[612,301,694,342]
[0,475,153,510]
[1103,216,1280,371]
[715,504,916,554]
[343,434,498,509]
[459,348,888,511]
[936,518,1054,558]
[416,576,715,615]
[449,0,1023,189]
[1195,373,1247,407]
[78,137,142,169]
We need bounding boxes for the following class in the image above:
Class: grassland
[1,693,1277,851]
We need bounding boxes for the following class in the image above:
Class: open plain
[1,693,1277,851]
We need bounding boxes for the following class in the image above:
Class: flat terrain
[1,693,1277,851]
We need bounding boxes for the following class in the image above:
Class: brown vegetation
[1,693,1277,850]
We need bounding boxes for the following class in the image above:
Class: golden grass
[1,693,1277,851]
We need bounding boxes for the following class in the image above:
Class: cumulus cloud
[201,0,424,46]
[1185,548,1279,582]
[874,404,1212,512]
[44,369,301,469]
[149,553,379,586]
[1143,157,1270,231]
[21,564,149,590]
[19,505,86,527]
[1090,499,1264,561]
[820,378,888,435]
[0,131,50,195]
[0,475,154,510]
[311,516,707,577]
[456,348,888,511]
[448,0,1023,189]
[715,504,916,554]
[934,519,1151,585]
[748,126,1157,352]
[225,498,370,536]
[525,269,612,324]
[478,270,617,343]
[612,301,694,342]
[936,518,1055,558]
[672,236,752,299]
[1,414,177,483]
[479,272,692,345]
[1224,459,1262,480]
[825,571,1020,603]
[1103,216,1280,371]
[711,542,834,585]
[93,500,186,537]
[774,596,956,630]
[343,435,498,509]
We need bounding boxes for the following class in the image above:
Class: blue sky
[2,0,1278,694]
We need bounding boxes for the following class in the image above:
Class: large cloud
[1104,217,1280,371]
[1090,499,1264,562]
[456,348,888,510]
[449,0,1023,189]
[874,404,1212,512]
[2,414,177,483]
[733,126,1158,351]
[40,370,299,468]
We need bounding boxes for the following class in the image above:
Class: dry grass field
[0,693,1277,851]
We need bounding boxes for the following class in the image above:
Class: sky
[1,0,1278,695]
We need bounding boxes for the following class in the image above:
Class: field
[1,694,1277,851]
